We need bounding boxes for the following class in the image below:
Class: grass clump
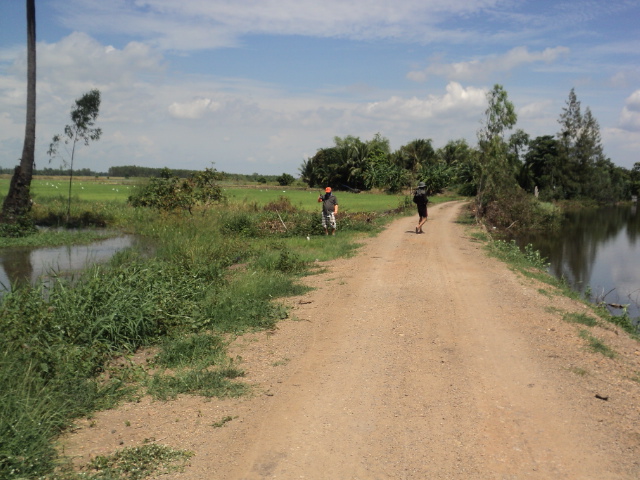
[563,312,598,327]
[146,367,246,401]
[488,239,549,271]
[80,443,193,480]
[579,330,616,358]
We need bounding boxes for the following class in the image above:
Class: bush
[276,173,295,186]
[482,189,561,234]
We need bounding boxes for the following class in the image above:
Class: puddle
[0,236,135,293]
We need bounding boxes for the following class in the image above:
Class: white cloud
[408,46,570,82]
[56,0,506,49]
[518,100,553,119]
[618,90,640,132]
[362,82,486,120]
[168,98,220,119]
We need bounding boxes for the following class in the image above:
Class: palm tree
[1,0,36,225]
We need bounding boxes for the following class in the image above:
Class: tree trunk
[1,0,36,222]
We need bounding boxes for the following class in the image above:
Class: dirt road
[66,201,640,479]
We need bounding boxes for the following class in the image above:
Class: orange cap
[325,187,331,192]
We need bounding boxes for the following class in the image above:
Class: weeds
[488,239,549,270]
[211,416,236,428]
[563,312,598,327]
[579,330,615,358]
[81,443,193,480]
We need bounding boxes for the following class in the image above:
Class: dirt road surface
[65,201,640,479]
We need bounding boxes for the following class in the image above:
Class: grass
[569,367,589,376]
[77,443,194,480]
[579,330,616,358]
[211,416,236,428]
[0,183,415,479]
[563,312,598,327]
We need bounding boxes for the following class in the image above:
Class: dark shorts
[417,204,428,217]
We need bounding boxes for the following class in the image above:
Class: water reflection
[518,205,640,320]
[0,236,135,293]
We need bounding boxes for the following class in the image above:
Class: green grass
[211,415,236,428]
[79,443,193,480]
[0,176,136,203]
[221,187,407,213]
[0,187,415,479]
[563,312,598,327]
[0,177,414,213]
[579,330,616,358]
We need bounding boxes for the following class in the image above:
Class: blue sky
[1,0,639,176]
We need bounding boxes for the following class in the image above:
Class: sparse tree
[475,84,518,213]
[48,89,102,221]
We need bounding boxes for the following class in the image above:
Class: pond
[0,235,136,294]
[517,204,640,321]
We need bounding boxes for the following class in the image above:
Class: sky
[1,0,639,176]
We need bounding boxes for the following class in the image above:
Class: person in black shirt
[412,181,428,234]
[318,187,339,235]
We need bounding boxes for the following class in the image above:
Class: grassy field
[0,176,408,213]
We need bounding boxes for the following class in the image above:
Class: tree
[395,139,436,182]
[630,162,640,197]
[521,135,561,197]
[475,84,518,212]
[48,89,102,221]
[277,173,295,186]
[1,0,37,233]
[556,89,610,200]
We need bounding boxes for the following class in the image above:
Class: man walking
[318,187,339,235]
[412,181,429,234]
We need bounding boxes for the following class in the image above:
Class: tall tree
[475,84,518,212]
[557,89,609,199]
[1,0,36,228]
[48,89,102,220]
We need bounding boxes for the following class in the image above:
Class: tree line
[300,87,640,207]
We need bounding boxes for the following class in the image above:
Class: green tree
[630,162,640,197]
[395,139,436,182]
[48,89,102,221]
[1,0,37,234]
[476,84,518,213]
[521,135,561,198]
[300,134,392,191]
[363,150,408,193]
[556,89,612,201]
[276,173,295,186]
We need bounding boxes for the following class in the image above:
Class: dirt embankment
[65,201,640,479]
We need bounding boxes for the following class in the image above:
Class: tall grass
[0,192,404,479]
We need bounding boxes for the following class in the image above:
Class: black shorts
[417,204,427,217]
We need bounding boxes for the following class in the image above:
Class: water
[518,204,640,320]
[0,235,135,293]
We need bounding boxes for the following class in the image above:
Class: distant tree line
[300,87,640,208]
[0,166,108,177]
[0,163,298,186]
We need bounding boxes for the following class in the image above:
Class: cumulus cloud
[407,46,570,82]
[361,82,486,120]
[168,98,221,119]
[518,100,553,119]
[618,90,640,132]
[36,32,164,88]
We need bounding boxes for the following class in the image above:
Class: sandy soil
[64,201,640,479]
